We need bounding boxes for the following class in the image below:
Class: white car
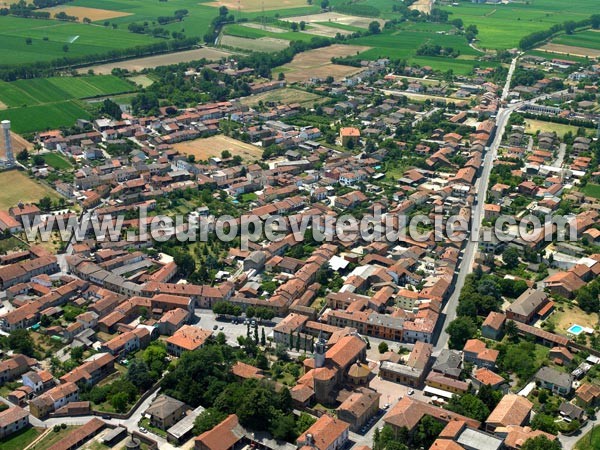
[139,427,148,434]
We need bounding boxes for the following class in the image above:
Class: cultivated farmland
[240,87,324,107]
[283,12,385,30]
[220,35,290,53]
[274,44,371,82]
[79,48,234,74]
[203,0,308,12]
[40,6,132,22]
[0,170,59,210]
[173,136,263,162]
[439,0,598,50]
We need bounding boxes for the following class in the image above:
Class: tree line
[519,15,599,50]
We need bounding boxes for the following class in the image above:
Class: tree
[33,154,45,166]
[174,252,195,276]
[592,14,600,29]
[320,0,329,9]
[477,384,502,411]
[290,22,298,32]
[62,44,69,52]
[126,359,154,391]
[7,329,35,356]
[261,328,266,346]
[368,21,381,34]
[564,20,576,35]
[505,320,519,340]
[25,37,32,45]
[445,317,477,349]
[531,413,558,435]
[17,149,29,162]
[299,21,306,31]
[70,346,84,362]
[110,392,129,413]
[445,394,490,422]
[521,435,561,450]
[193,408,227,434]
[502,247,520,269]
[378,342,389,354]
[221,150,231,159]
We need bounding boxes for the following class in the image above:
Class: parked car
[213,325,218,330]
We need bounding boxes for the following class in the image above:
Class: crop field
[0,170,59,210]
[538,43,600,59]
[203,0,308,12]
[274,44,371,82]
[173,135,263,162]
[240,87,324,107]
[524,119,595,138]
[284,12,385,30]
[348,29,489,75]
[0,76,136,107]
[554,30,600,51]
[221,35,290,52]
[80,48,234,74]
[42,153,73,170]
[0,131,30,159]
[0,101,91,134]
[439,0,598,50]
[223,23,316,43]
[40,5,132,21]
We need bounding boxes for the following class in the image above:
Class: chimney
[1,120,14,167]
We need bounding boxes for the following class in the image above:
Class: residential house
[535,366,574,395]
[22,370,55,394]
[336,388,380,432]
[0,354,36,384]
[297,414,350,450]
[506,289,550,324]
[481,312,505,340]
[485,394,533,433]
[146,395,188,430]
[30,382,79,418]
[462,339,498,369]
[166,325,212,357]
[0,406,30,439]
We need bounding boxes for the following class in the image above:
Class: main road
[434,56,520,351]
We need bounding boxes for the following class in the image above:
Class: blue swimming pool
[567,324,584,335]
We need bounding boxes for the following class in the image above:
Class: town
[0,8,599,450]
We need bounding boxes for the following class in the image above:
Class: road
[559,417,599,450]
[412,107,440,127]
[434,56,520,351]
[553,142,566,168]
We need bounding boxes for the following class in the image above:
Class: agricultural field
[40,5,132,21]
[0,100,91,134]
[0,170,60,210]
[240,87,324,107]
[220,35,290,53]
[80,48,234,75]
[284,12,385,30]
[539,30,600,58]
[348,29,490,75]
[0,75,135,132]
[203,0,309,13]
[274,44,371,82]
[439,0,599,50]
[0,130,30,158]
[223,23,316,43]
[172,135,263,162]
[42,152,73,170]
[524,119,595,138]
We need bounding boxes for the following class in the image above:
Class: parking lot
[192,308,280,346]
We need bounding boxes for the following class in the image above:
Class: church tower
[314,331,326,368]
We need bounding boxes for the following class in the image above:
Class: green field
[0,75,136,107]
[581,183,600,199]
[0,427,43,450]
[0,75,134,132]
[0,101,91,133]
[347,29,491,74]
[440,0,599,50]
[42,152,73,170]
[575,426,600,450]
[223,24,316,42]
[554,30,600,50]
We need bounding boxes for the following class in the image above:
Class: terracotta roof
[231,361,264,380]
[482,312,505,330]
[326,335,366,369]
[297,414,350,450]
[166,325,212,351]
[46,418,105,450]
[195,414,244,450]
[503,425,556,449]
[0,406,28,427]
[473,368,505,386]
[383,397,480,431]
[486,394,532,428]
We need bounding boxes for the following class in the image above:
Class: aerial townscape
[0,0,600,450]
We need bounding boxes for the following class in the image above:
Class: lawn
[575,426,600,450]
[0,426,43,450]
[0,236,28,253]
[0,170,60,210]
[240,87,324,107]
[42,152,73,170]
[582,183,600,199]
[524,119,594,139]
[29,426,77,450]
[439,0,598,50]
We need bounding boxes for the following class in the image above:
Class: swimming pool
[567,324,584,335]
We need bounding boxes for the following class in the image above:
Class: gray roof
[457,427,503,450]
[535,367,574,389]
[433,350,462,378]
[507,289,547,317]
[146,395,186,419]
[167,405,205,439]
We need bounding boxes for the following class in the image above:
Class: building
[166,325,212,357]
[340,127,360,147]
[59,353,115,386]
[485,394,533,433]
[30,381,79,418]
[575,382,600,408]
[379,341,433,388]
[506,289,549,324]
[297,414,350,450]
[535,366,574,395]
[336,388,381,432]
[502,425,557,450]
[0,353,37,384]
[383,397,480,435]
[462,339,498,369]
[22,369,55,393]
[101,328,149,356]
[46,418,105,450]
[481,312,505,340]
[0,406,29,439]
[145,395,188,430]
